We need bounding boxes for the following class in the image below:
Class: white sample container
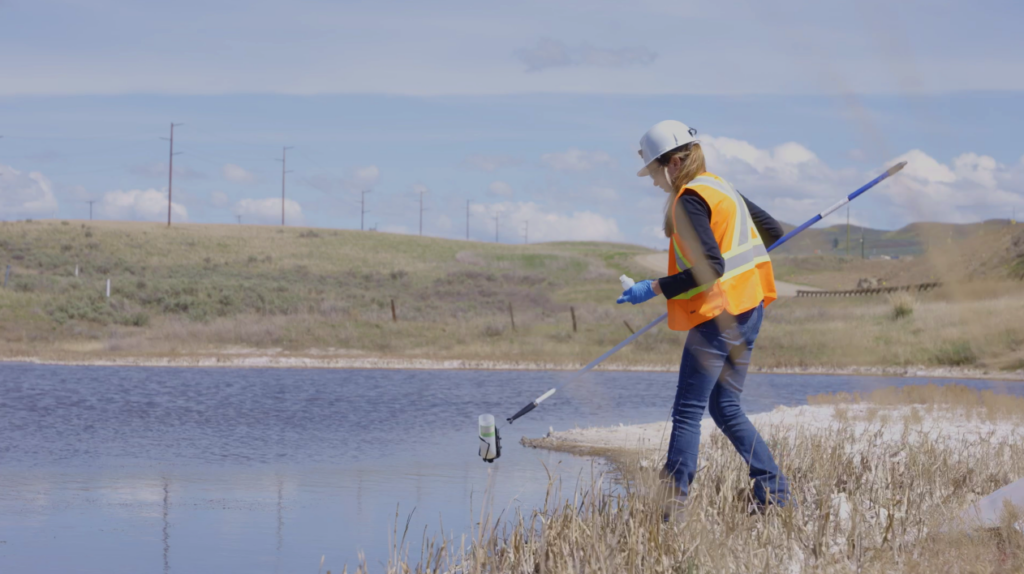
[478,414,498,461]
[619,274,636,290]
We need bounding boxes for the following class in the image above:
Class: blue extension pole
[505,161,907,425]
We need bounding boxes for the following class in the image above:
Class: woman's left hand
[616,280,658,305]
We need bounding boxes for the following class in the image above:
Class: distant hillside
[772,219,1019,260]
[772,219,1024,289]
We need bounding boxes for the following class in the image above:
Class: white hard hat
[636,120,698,177]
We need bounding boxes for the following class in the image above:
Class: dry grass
[758,287,1024,371]
[809,383,1024,423]
[353,386,1024,573]
[3,219,1024,373]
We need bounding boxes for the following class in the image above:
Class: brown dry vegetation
[1,219,1023,373]
[356,385,1024,573]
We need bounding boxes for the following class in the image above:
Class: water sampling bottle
[478,414,501,462]
[619,275,635,290]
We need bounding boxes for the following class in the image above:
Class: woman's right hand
[617,280,657,305]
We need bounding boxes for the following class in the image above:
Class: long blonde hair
[660,143,706,237]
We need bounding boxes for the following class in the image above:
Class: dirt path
[633,253,819,297]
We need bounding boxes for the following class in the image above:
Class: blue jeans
[664,303,789,505]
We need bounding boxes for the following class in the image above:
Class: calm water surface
[1,363,1022,573]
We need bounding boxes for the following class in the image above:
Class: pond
[0,363,1020,572]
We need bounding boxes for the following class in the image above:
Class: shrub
[115,312,150,327]
[932,340,978,366]
[483,324,505,337]
[888,292,916,320]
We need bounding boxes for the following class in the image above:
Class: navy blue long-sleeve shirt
[657,191,783,300]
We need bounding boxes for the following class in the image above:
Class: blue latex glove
[617,280,657,305]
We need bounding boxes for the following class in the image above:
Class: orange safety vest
[667,172,777,331]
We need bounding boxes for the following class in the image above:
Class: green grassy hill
[0,219,678,364]
[3,219,1022,371]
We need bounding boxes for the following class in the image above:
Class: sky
[2,0,1023,247]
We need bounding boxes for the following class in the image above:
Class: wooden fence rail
[796,282,942,298]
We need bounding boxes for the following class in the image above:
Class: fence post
[3,265,9,289]
[391,299,397,322]
[570,306,577,333]
[106,278,111,298]
[508,301,516,332]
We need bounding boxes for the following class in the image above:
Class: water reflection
[163,478,170,574]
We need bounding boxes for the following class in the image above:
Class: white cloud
[130,162,205,180]
[687,135,1024,227]
[221,164,256,183]
[99,189,187,222]
[644,225,668,241]
[470,201,623,243]
[0,165,58,219]
[463,155,521,172]
[488,181,514,196]
[352,165,380,189]
[304,164,380,194]
[210,190,230,207]
[541,148,615,171]
[875,149,1023,224]
[233,197,304,225]
[516,38,657,72]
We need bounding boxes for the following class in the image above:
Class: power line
[418,189,427,236]
[361,190,372,231]
[276,146,294,226]
[160,123,184,227]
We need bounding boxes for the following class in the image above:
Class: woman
[617,120,790,514]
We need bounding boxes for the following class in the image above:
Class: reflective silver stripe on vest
[673,241,691,272]
[722,241,769,274]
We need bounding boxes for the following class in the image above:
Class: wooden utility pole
[361,190,371,231]
[277,146,294,226]
[418,189,427,236]
[846,206,850,256]
[161,123,183,227]
[523,220,528,244]
[493,212,499,243]
[86,200,96,221]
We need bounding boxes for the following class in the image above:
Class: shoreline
[1,353,1023,381]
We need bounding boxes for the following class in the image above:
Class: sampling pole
[505,162,907,425]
